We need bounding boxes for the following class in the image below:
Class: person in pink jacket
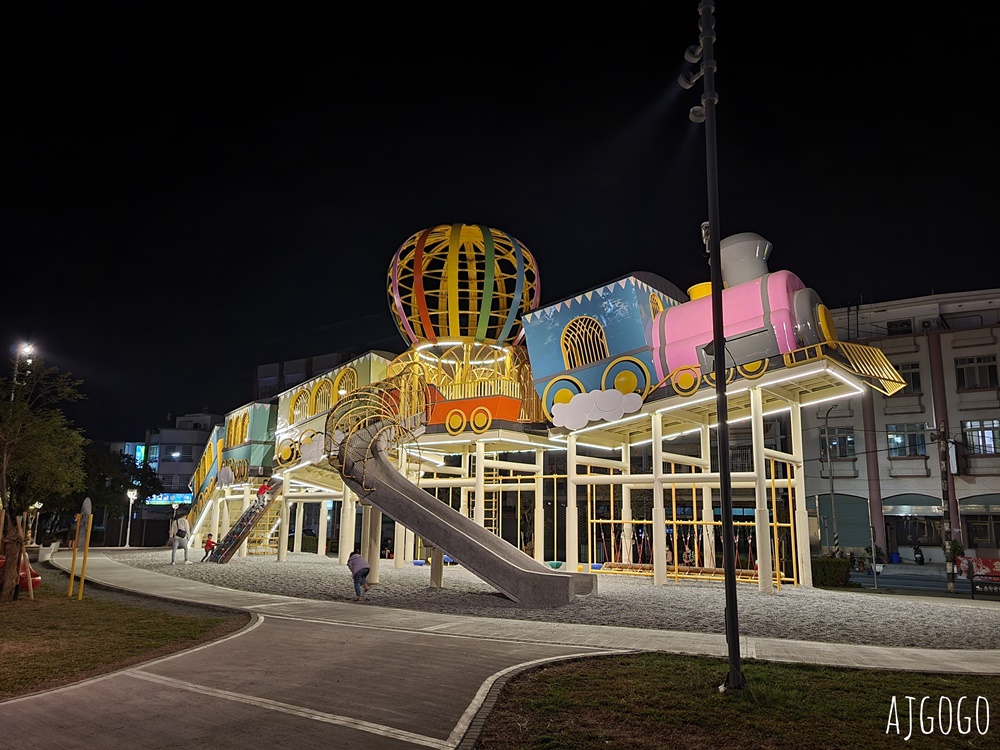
[347,550,371,601]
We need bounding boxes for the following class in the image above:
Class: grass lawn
[475,652,999,749]
[0,571,250,701]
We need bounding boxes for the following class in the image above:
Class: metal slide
[333,420,596,608]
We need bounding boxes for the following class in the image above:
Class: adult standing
[168,512,192,565]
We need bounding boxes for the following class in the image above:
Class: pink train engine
[650,232,838,394]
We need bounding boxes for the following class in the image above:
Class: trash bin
[890,551,901,564]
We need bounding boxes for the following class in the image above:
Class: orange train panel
[428,395,522,427]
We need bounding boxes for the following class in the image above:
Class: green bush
[811,556,851,587]
[286,536,323,554]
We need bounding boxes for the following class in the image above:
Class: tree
[0,357,87,602]
[77,444,163,520]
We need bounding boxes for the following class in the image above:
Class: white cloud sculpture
[551,388,643,430]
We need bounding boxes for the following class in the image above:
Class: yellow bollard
[67,513,81,598]
[77,514,95,600]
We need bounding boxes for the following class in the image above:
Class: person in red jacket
[201,533,217,562]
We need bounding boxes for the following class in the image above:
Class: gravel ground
[103,548,1000,650]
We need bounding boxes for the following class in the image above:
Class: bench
[956,556,1000,599]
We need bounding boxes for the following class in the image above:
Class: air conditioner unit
[919,318,937,331]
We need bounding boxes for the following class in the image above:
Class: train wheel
[671,366,702,396]
[737,359,768,379]
[601,356,651,399]
[469,406,493,434]
[704,367,735,387]
[444,408,467,436]
[275,438,300,467]
[541,376,585,422]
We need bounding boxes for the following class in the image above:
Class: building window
[887,422,928,457]
[955,354,998,390]
[820,427,855,459]
[897,362,922,395]
[962,419,1000,456]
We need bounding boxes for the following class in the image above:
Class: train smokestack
[720,232,772,287]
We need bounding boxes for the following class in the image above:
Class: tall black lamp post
[679,0,745,691]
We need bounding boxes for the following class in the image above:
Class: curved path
[1,550,997,750]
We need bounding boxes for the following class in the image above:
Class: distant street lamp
[124,489,138,548]
[10,343,34,401]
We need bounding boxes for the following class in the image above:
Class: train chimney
[720,232,772,287]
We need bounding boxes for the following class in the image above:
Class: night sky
[3,3,997,441]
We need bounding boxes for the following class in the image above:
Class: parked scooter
[913,544,925,565]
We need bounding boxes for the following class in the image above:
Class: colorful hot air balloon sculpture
[385,223,546,434]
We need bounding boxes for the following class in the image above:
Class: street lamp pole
[824,404,839,556]
[10,343,34,401]
[679,0,744,691]
[124,489,138,548]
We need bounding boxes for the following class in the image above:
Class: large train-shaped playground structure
[190,223,904,605]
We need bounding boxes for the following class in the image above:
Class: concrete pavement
[2,549,998,749]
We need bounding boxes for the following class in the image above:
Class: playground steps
[245,502,282,555]
[209,480,283,563]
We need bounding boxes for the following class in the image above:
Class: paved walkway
[2,550,998,750]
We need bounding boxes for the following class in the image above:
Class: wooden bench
[956,556,1000,599]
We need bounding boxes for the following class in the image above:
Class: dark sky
[3,3,997,442]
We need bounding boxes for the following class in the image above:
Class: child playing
[347,550,371,601]
[201,533,217,562]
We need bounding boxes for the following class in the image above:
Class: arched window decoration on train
[561,316,609,370]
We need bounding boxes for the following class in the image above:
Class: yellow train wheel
[541,375,585,422]
[601,356,651,399]
[704,367,735,387]
[469,406,493,434]
[737,359,768,379]
[445,408,467,436]
[276,438,300,467]
[671,366,702,396]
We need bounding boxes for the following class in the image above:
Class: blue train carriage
[522,272,688,429]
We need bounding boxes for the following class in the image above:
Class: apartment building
[802,288,1000,563]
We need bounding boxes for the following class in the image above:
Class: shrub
[811,556,851,587]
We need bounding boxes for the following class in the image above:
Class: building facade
[803,288,1000,563]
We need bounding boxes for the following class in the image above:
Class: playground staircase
[209,479,283,563]
[245,502,282,555]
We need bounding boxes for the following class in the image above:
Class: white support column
[533,449,545,563]
[338,488,356,564]
[565,433,579,571]
[239,486,251,559]
[317,499,330,557]
[474,440,485,527]
[277,495,289,562]
[651,413,667,586]
[367,506,382,584]
[293,501,305,553]
[394,519,406,568]
[460,446,471,518]
[404,527,415,562]
[220,495,231,540]
[621,483,633,565]
[429,547,444,588]
[790,401,812,586]
[751,386,774,593]
[210,492,221,541]
[360,505,372,560]
[701,425,714,569]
